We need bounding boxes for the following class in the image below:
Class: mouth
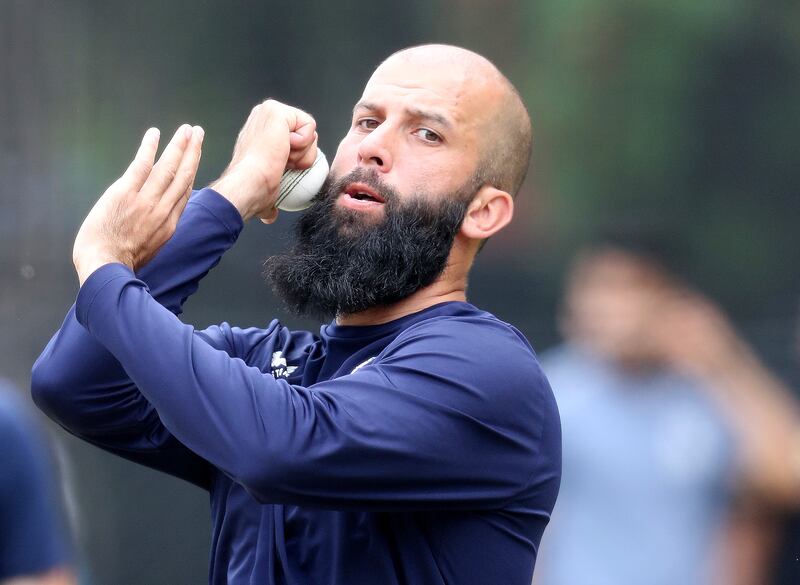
[339,182,386,208]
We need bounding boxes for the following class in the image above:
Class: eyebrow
[353,101,453,130]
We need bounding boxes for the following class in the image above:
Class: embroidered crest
[270,351,298,379]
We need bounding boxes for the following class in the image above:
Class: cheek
[571,289,641,337]
[412,153,472,194]
[406,161,451,195]
[330,135,359,175]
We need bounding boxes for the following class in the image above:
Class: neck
[336,281,467,327]
[337,243,473,326]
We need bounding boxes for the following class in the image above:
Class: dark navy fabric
[0,384,70,579]
[32,188,561,585]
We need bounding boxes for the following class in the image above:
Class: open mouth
[342,183,386,205]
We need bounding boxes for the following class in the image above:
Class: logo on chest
[270,351,299,379]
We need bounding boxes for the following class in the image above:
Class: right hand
[211,99,318,222]
[647,290,749,380]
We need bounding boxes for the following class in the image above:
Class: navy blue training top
[32,189,561,585]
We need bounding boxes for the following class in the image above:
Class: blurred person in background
[535,230,800,585]
[0,381,75,585]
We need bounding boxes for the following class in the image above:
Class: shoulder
[0,383,36,448]
[0,385,70,576]
[380,305,554,416]
[0,384,52,492]
[392,304,538,361]
[375,306,561,483]
[388,308,543,377]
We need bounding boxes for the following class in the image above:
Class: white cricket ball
[275,149,329,211]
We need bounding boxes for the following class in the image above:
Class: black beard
[263,168,475,319]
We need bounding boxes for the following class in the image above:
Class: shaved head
[380,44,533,197]
[291,43,530,315]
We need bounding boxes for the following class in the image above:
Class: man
[31,45,561,585]
[0,382,75,585]
[535,234,800,585]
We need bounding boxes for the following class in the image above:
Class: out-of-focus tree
[517,0,800,311]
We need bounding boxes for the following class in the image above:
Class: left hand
[73,124,204,285]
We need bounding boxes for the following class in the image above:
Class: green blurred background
[3,0,799,583]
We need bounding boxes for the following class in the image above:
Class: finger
[158,126,204,211]
[292,107,316,130]
[289,120,316,149]
[260,207,280,224]
[288,136,318,170]
[141,124,194,199]
[122,128,160,190]
[164,183,194,238]
[148,180,195,269]
[287,132,317,165]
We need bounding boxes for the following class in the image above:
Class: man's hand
[210,99,318,223]
[648,291,748,380]
[73,124,204,286]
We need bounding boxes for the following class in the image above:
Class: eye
[356,118,380,131]
[414,128,442,143]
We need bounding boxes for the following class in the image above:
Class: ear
[460,186,514,241]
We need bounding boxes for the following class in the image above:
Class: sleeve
[31,188,244,489]
[0,392,71,579]
[75,264,558,511]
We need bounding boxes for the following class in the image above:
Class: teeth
[345,188,382,203]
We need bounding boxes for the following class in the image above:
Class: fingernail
[183,125,193,140]
[147,127,160,138]
[194,125,204,141]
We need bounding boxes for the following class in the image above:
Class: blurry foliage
[30,0,800,320]
[515,0,800,313]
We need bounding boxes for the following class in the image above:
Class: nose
[356,125,393,173]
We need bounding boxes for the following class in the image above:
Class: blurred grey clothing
[536,345,737,585]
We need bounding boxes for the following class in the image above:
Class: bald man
[32,45,561,585]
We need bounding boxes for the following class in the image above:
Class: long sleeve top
[32,188,561,585]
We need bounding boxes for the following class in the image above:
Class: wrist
[209,174,254,220]
[75,248,130,286]
[210,166,274,222]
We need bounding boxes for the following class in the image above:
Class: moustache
[317,167,399,206]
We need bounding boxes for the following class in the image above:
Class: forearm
[34,187,242,408]
[31,304,213,486]
[705,349,800,506]
[32,188,242,483]
[137,187,244,312]
[76,269,547,509]
[74,263,294,490]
